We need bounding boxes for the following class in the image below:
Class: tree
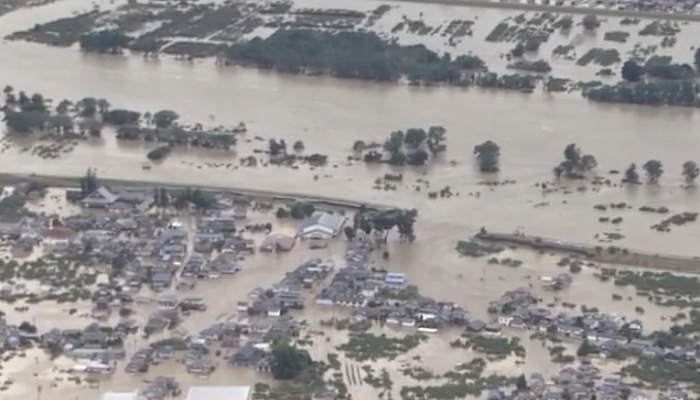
[427,126,447,154]
[79,30,131,54]
[695,47,700,70]
[79,168,99,197]
[152,110,179,128]
[269,139,287,156]
[103,109,140,125]
[3,110,47,133]
[558,18,573,30]
[77,97,98,117]
[147,145,171,161]
[289,201,314,219]
[293,140,305,152]
[623,163,639,184]
[111,255,128,272]
[270,341,312,380]
[97,99,110,114]
[621,60,643,82]
[510,43,525,58]
[580,154,598,171]
[577,339,595,357]
[352,140,366,152]
[344,226,356,241]
[404,128,427,149]
[155,187,169,209]
[516,374,528,391]
[554,144,596,179]
[524,40,540,52]
[582,15,599,30]
[473,140,500,172]
[643,159,663,183]
[682,161,699,184]
[55,100,72,114]
[383,131,404,154]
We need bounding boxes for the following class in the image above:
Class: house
[299,211,346,239]
[260,234,296,252]
[229,344,268,367]
[81,187,120,208]
[466,320,486,333]
[385,272,406,287]
[0,215,30,237]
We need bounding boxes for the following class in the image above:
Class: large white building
[100,391,138,400]
[299,211,347,239]
[185,386,251,400]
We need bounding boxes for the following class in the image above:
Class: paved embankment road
[475,231,700,273]
[0,173,395,211]
[378,0,700,22]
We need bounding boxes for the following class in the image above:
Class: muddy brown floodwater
[0,0,700,399]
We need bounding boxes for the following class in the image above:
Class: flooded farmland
[0,0,699,399]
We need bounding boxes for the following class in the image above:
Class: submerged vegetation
[226,29,485,85]
[357,126,447,166]
[1,86,240,153]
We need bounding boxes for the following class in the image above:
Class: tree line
[1,86,236,150]
[224,29,485,86]
[469,140,699,185]
[354,126,447,166]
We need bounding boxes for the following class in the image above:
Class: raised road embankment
[474,231,700,273]
[381,0,700,22]
[0,173,394,212]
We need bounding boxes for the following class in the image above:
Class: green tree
[623,163,640,184]
[582,15,599,30]
[682,161,699,184]
[344,226,356,241]
[79,168,99,197]
[293,140,305,152]
[576,339,595,357]
[643,159,664,183]
[289,201,314,219]
[79,30,131,54]
[524,40,540,52]
[695,47,700,70]
[473,140,500,172]
[268,139,287,156]
[554,144,596,179]
[103,109,140,125]
[621,60,643,82]
[77,97,98,117]
[516,374,528,391]
[426,126,447,154]
[270,341,312,380]
[152,110,179,128]
[383,131,404,154]
[404,128,427,149]
[511,43,525,57]
[3,110,47,133]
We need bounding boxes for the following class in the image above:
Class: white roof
[300,211,346,235]
[100,391,138,400]
[186,386,251,400]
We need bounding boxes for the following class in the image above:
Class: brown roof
[41,227,78,239]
